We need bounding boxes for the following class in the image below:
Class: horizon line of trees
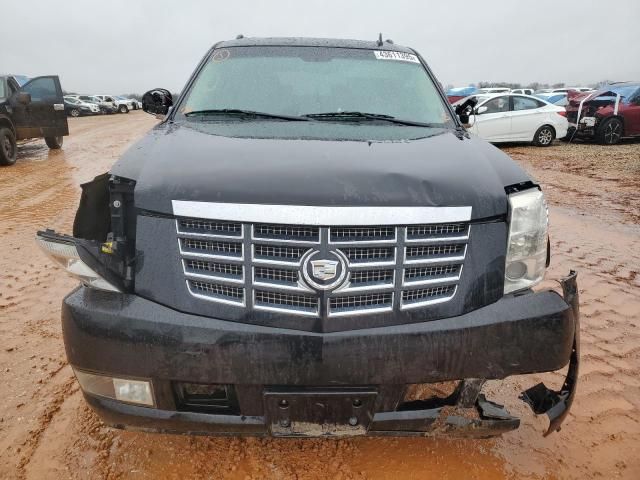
[445,79,621,91]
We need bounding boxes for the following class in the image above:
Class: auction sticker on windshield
[374,50,420,63]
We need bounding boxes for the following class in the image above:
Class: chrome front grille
[176,217,468,316]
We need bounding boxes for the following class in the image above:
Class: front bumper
[62,272,579,437]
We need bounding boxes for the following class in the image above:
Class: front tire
[118,105,129,114]
[0,127,17,166]
[596,117,623,145]
[45,136,64,149]
[70,108,80,117]
[533,125,555,147]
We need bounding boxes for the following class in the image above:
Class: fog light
[74,369,155,407]
[113,378,154,406]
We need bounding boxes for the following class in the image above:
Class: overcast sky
[2,0,639,94]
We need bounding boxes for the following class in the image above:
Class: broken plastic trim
[69,172,137,290]
[521,270,579,436]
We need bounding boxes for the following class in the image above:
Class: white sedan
[456,94,568,146]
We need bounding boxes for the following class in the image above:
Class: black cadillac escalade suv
[36,37,579,438]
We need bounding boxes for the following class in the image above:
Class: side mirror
[454,96,478,127]
[476,106,488,115]
[16,92,31,105]
[142,88,173,116]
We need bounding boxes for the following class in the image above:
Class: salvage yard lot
[1,112,638,479]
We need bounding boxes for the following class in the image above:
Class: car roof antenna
[377,33,383,47]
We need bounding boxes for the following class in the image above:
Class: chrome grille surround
[174,206,470,316]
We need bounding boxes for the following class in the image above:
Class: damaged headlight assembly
[504,188,548,294]
[36,233,121,292]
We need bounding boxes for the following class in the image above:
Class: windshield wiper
[303,111,439,127]
[184,109,308,121]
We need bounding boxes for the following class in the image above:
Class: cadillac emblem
[300,250,349,291]
[311,259,338,281]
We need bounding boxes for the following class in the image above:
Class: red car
[566,82,640,144]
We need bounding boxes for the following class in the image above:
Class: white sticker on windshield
[374,50,420,63]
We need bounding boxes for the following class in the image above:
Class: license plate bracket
[264,388,377,437]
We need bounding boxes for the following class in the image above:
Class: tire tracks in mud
[15,372,77,478]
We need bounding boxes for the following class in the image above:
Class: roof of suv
[215,37,415,53]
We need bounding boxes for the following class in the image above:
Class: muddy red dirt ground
[1,113,638,479]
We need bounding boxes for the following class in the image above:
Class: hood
[566,86,629,111]
[111,121,532,220]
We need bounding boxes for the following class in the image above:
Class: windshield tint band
[172,201,472,225]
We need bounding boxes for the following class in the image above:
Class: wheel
[533,125,555,147]
[596,117,623,145]
[118,104,129,113]
[0,127,17,166]
[45,136,63,149]
[70,108,80,117]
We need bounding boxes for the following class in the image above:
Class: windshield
[176,46,453,127]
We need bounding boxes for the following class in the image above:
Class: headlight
[36,235,120,292]
[504,188,548,294]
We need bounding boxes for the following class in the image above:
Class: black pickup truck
[36,37,579,438]
[0,74,69,166]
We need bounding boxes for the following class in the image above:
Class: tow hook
[520,270,580,436]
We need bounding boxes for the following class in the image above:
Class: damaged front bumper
[61,272,579,438]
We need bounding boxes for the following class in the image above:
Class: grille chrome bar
[406,223,469,242]
[252,244,308,265]
[400,285,457,309]
[173,201,472,226]
[186,280,245,306]
[404,244,467,265]
[252,224,320,244]
[329,226,396,244]
[329,293,393,316]
[183,259,244,283]
[254,290,319,316]
[179,238,243,260]
[177,218,243,239]
[175,215,471,316]
[403,264,462,287]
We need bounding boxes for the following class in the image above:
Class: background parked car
[551,87,593,93]
[92,95,130,113]
[536,92,569,107]
[455,93,568,146]
[476,87,511,94]
[116,96,141,110]
[566,82,640,144]
[77,95,118,114]
[445,86,477,104]
[63,96,100,117]
[511,88,534,95]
